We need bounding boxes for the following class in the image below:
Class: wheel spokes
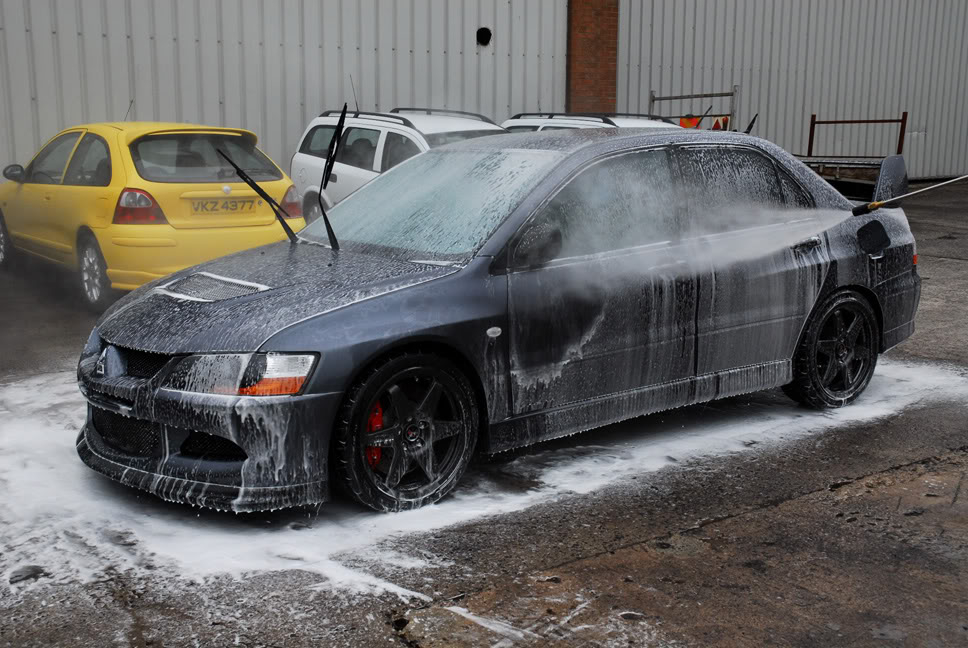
[817,339,838,358]
[417,380,443,417]
[412,444,437,482]
[386,384,417,423]
[363,424,400,447]
[821,358,839,386]
[384,442,412,489]
[432,420,463,440]
[845,314,863,345]
[833,310,846,336]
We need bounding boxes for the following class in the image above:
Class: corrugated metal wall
[0,0,566,170]
[618,0,968,178]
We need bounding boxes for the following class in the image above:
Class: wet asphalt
[1,184,967,647]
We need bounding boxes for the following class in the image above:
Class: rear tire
[333,351,479,512]
[783,290,879,409]
[77,234,112,311]
[0,213,12,270]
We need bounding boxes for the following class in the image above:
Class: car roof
[311,111,505,136]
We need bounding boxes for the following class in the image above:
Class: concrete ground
[1,184,967,647]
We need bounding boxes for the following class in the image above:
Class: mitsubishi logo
[94,349,107,376]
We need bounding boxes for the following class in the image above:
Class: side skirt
[485,361,792,454]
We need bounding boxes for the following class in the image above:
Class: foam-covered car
[76,128,920,512]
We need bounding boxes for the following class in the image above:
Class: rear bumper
[877,270,922,352]
[97,220,306,291]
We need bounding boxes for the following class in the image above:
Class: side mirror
[3,164,24,183]
[515,221,563,268]
[872,155,908,203]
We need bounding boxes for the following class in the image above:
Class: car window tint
[382,132,421,171]
[423,129,505,147]
[677,146,785,235]
[540,126,579,130]
[129,133,281,183]
[64,134,112,186]
[506,125,540,132]
[299,125,337,158]
[520,149,679,262]
[777,164,814,208]
[335,127,380,170]
[26,132,81,184]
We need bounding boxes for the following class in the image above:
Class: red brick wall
[566,0,619,113]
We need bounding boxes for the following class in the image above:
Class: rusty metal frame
[648,85,739,126]
[806,111,908,157]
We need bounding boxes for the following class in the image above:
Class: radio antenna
[123,99,134,121]
[349,75,360,112]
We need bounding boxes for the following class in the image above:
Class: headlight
[163,353,317,396]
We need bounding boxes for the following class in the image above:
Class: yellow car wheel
[0,213,10,270]
[77,234,112,311]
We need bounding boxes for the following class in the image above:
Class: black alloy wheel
[334,352,479,511]
[784,290,879,409]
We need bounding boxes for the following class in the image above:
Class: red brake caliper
[365,402,384,468]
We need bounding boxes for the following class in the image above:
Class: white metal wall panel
[618,0,968,178]
[0,0,566,171]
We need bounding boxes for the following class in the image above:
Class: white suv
[291,108,507,221]
[501,112,679,132]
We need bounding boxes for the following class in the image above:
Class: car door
[4,130,82,259]
[676,145,830,375]
[290,123,336,201]
[506,148,697,416]
[379,130,423,172]
[54,132,115,256]
[326,126,382,204]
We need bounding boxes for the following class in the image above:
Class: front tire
[77,235,112,311]
[333,351,479,512]
[783,290,879,409]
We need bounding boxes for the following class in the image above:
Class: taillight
[913,254,918,266]
[280,185,302,219]
[114,188,167,224]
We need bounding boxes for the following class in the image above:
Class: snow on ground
[2,358,967,599]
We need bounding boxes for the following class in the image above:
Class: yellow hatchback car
[0,122,304,308]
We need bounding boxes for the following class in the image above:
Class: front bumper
[76,344,342,512]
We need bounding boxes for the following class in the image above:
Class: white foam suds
[1,358,966,599]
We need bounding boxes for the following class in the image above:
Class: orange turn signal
[237,376,308,396]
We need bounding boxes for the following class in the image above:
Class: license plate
[191,199,257,214]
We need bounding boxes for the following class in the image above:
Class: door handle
[792,236,821,252]
[328,173,338,183]
[43,194,52,201]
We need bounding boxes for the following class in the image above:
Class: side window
[64,134,112,186]
[514,149,679,265]
[777,165,813,208]
[299,125,337,158]
[26,132,81,184]
[381,132,421,171]
[334,127,380,170]
[677,146,785,235]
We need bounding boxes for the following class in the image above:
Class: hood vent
[159,272,269,302]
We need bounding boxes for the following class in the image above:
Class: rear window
[129,133,282,183]
[424,129,506,147]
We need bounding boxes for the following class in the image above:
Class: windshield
[424,129,507,147]
[130,133,282,183]
[301,149,561,261]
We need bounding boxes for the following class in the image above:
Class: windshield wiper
[315,103,347,251]
[216,149,298,244]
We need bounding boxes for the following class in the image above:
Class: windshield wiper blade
[314,103,347,251]
[216,149,298,245]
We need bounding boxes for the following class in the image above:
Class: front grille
[118,346,172,379]
[91,408,161,458]
[179,431,248,462]
[166,273,264,301]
